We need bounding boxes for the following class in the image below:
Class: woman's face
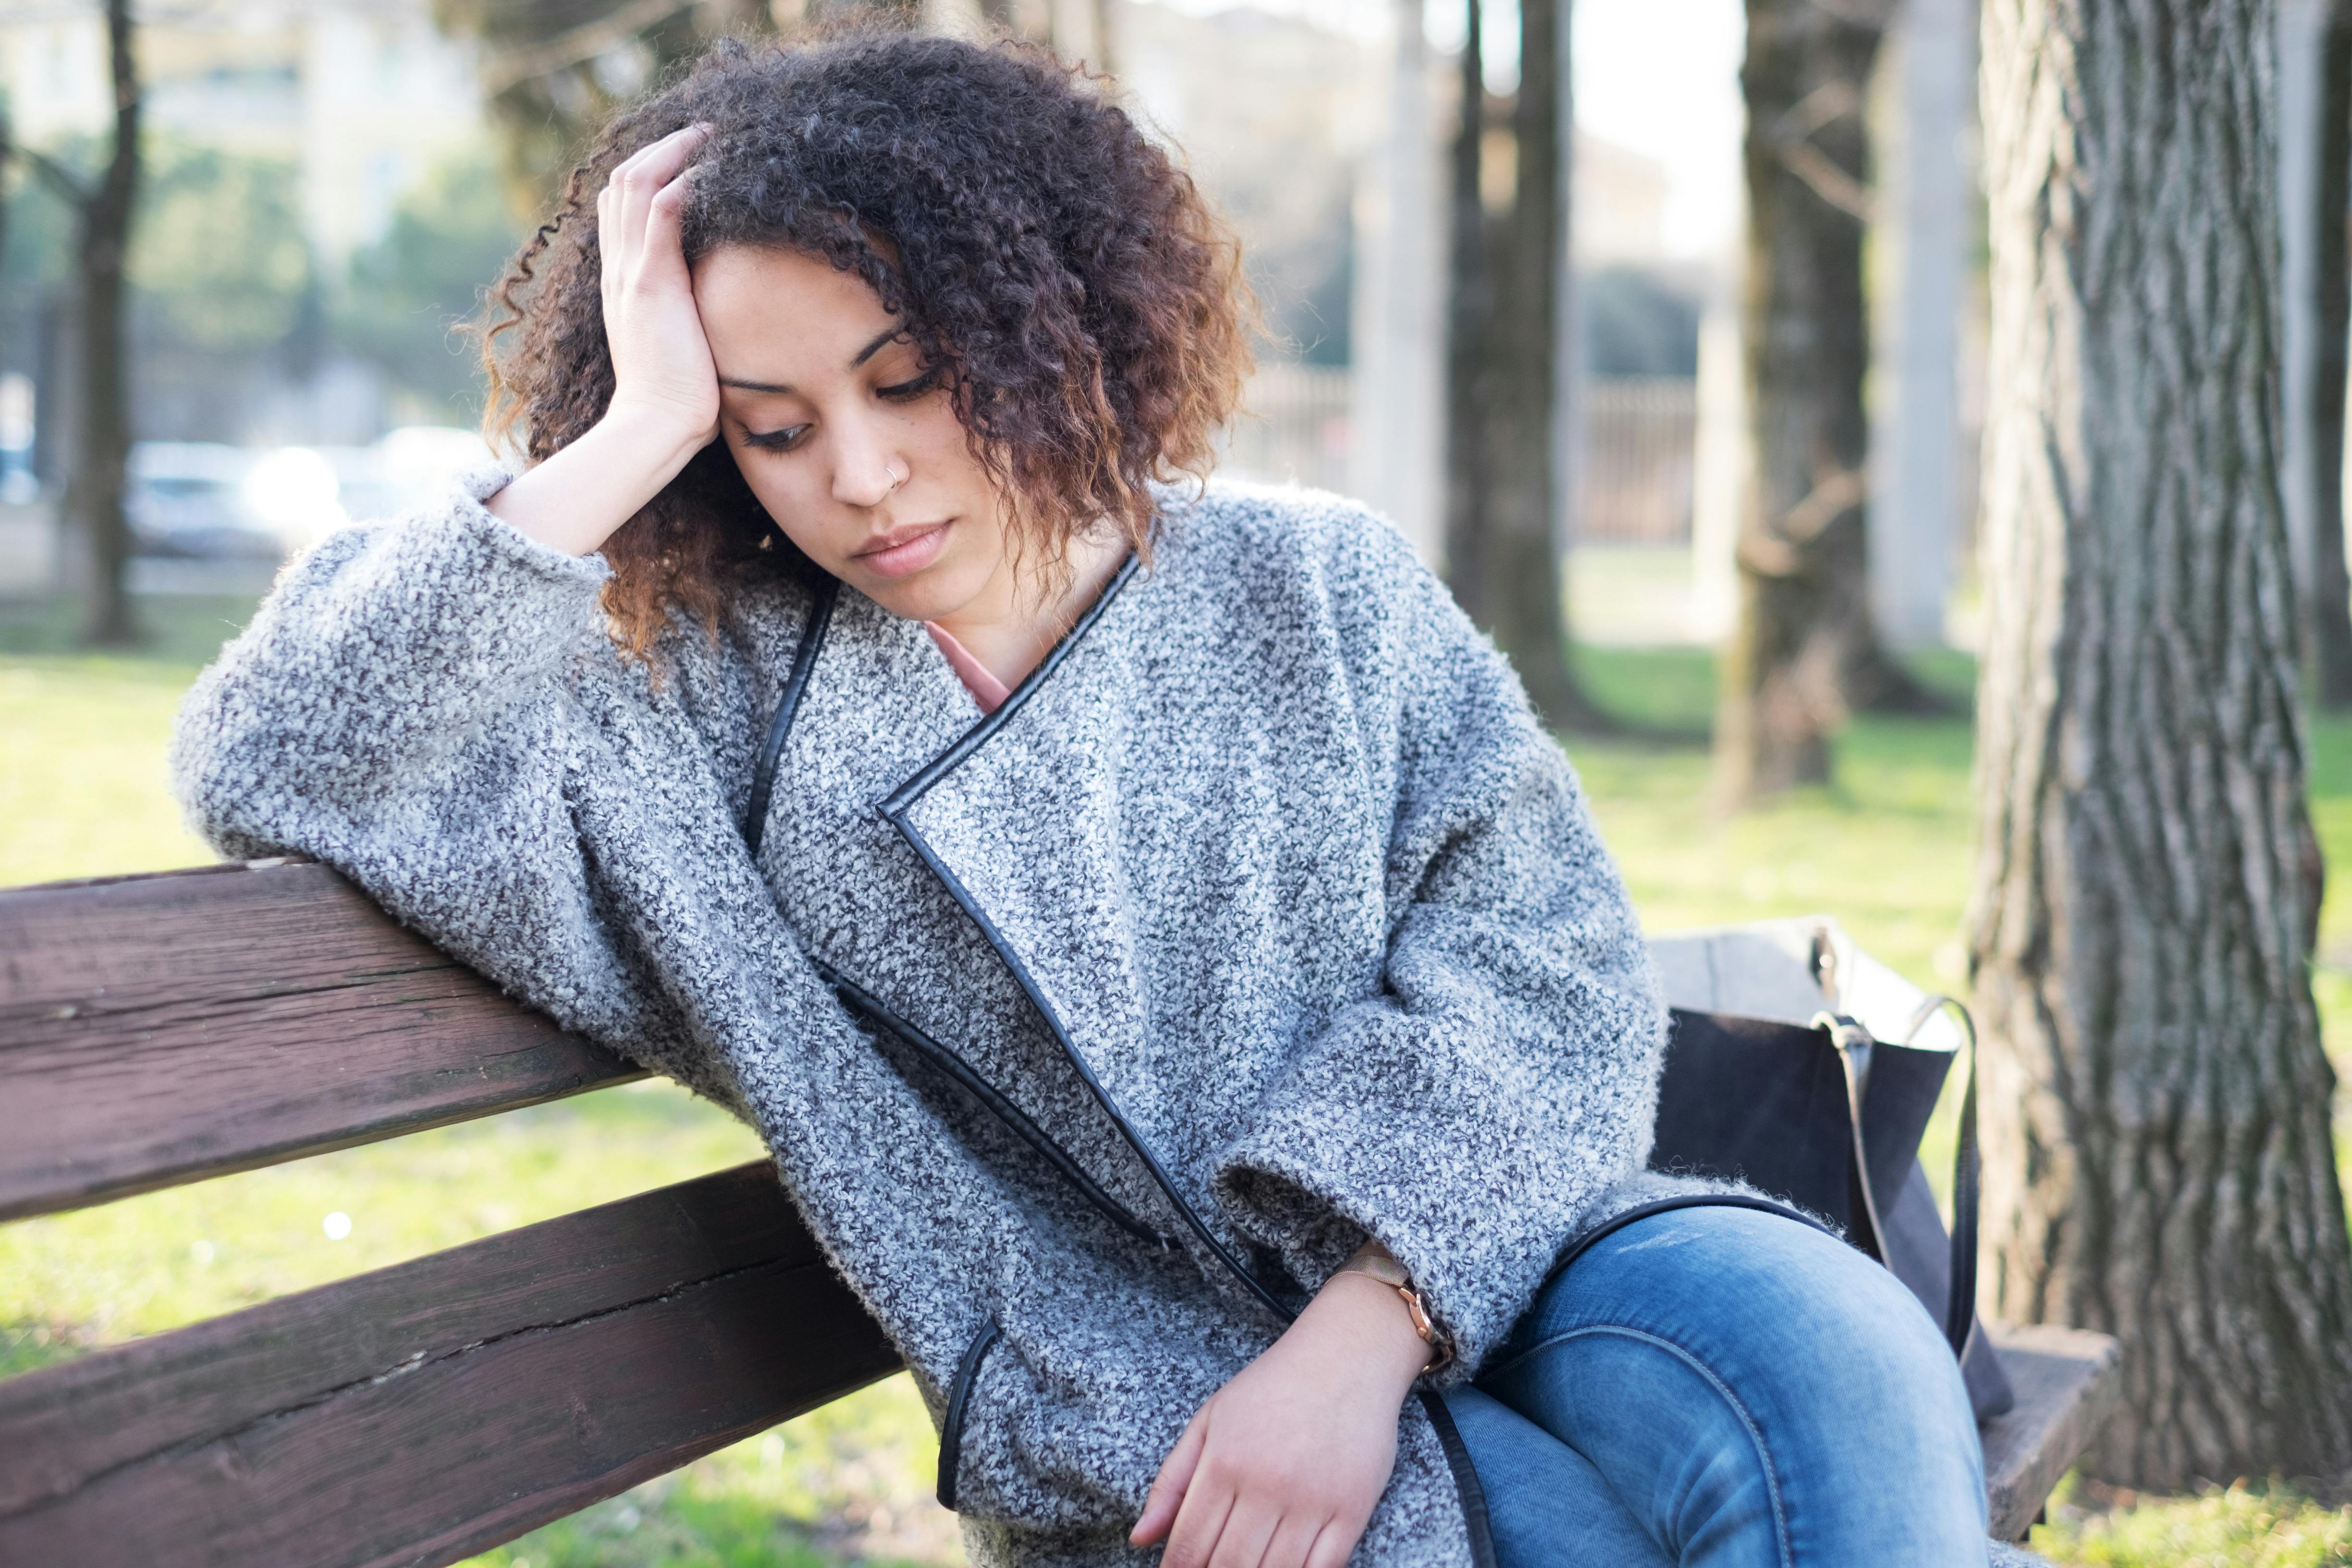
[693,244,1010,623]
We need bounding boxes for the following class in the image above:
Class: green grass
[3,596,2348,1566]
[2032,1477,2352,1566]
[0,595,253,887]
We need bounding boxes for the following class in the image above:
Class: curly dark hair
[481,25,1255,661]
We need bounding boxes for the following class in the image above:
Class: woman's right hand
[597,124,720,452]
[487,124,723,558]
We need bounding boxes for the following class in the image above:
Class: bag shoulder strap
[1897,994,1981,1359]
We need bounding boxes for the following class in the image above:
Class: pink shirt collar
[923,620,1014,714]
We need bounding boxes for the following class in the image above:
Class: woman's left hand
[1131,1271,1433,1568]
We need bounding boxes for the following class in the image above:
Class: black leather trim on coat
[879,551,1141,817]
[937,1316,1003,1511]
[882,820,1298,1326]
[814,958,1170,1247]
[870,551,1298,1327]
[1421,1390,1499,1568]
[743,576,840,859]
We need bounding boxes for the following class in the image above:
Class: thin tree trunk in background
[1972,0,2352,1487]
[1716,0,1934,804]
[66,0,138,648]
[1091,0,1115,75]
[1443,0,1494,652]
[1444,0,1602,731]
[2312,0,2352,705]
[1869,0,1974,651]
[0,117,13,342]
[1486,0,1599,728]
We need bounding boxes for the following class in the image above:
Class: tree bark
[65,0,139,648]
[1715,0,1938,804]
[1443,0,1605,731]
[2311,0,2352,705]
[1972,0,2352,1488]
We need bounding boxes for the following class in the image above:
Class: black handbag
[1591,981,2015,1420]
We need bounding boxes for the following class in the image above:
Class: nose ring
[884,459,908,493]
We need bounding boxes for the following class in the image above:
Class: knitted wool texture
[170,474,1944,1566]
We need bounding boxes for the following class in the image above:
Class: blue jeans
[1445,1205,1988,1567]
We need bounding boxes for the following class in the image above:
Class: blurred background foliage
[0,136,528,425]
[334,148,537,412]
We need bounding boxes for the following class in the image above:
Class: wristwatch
[1335,1244,1454,1373]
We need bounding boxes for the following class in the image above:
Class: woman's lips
[853,521,950,579]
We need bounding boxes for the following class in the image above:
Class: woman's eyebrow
[718,327,905,395]
[848,325,901,368]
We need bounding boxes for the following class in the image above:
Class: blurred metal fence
[1221,362,1354,494]
[1574,377,1696,545]
[1220,367,1698,547]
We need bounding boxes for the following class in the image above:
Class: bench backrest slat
[0,1162,902,1567]
[0,859,643,1221]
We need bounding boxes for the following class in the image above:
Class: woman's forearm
[485,411,710,558]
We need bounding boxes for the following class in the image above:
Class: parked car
[125,442,279,561]
[126,427,496,561]
[330,426,496,534]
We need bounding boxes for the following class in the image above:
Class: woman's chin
[855,561,987,625]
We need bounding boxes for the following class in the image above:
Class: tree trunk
[66,0,138,648]
[1972,0,2352,1488]
[2312,0,2352,705]
[1444,0,1604,731]
[1716,0,1938,804]
[1443,0,1495,652]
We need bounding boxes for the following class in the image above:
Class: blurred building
[0,0,486,474]
[3,0,483,268]
[1572,131,1668,268]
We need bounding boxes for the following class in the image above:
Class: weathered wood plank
[0,858,644,1221]
[0,1163,905,1568]
[1980,1323,2123,1541]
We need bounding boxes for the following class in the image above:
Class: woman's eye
[878,367,941,402]
[743,424,811,452]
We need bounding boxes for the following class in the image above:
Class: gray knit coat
[170,472,1693,1568]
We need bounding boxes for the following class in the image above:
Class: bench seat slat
[1981,1323,2124,1541]
[0,859,643,1221]
[0,1162,904,1568]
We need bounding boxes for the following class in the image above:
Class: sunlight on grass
[0,656,219,885]
[0,594,265,885]
[2031,1476,2352,1567]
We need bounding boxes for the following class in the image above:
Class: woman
[172,30,1998,1568]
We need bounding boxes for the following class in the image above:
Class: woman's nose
[830,417,905,509]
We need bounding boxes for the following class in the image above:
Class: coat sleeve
[168,469,741,1112]
[1207,511,1666,1379]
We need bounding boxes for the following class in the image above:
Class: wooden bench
[0,859,2117,1563]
